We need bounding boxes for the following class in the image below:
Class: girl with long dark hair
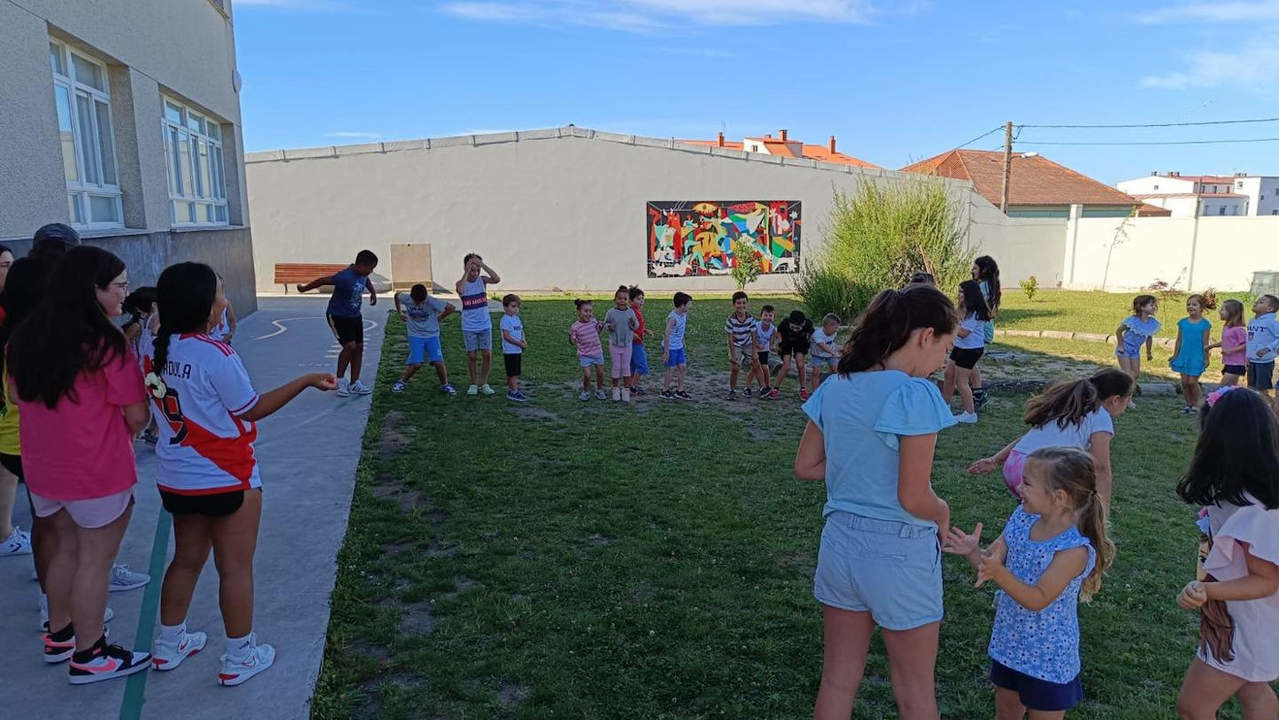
[793,284,958,719]
[8,245,152,684]
[142,262,335,686]
[970,255,1001,408]
[941,279,992,424]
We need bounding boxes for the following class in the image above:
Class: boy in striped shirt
[725,291,758,400]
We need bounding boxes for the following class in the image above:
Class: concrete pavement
[0,297,384,719]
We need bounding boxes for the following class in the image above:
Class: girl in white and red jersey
[141,262,336,686]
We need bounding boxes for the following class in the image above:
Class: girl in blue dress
[1170,293,1215,414]
[947,446,1115,719]
[794,284,958,720]
[1115,294,1160,406]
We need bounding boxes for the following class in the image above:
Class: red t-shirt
[17,347,146,500]
[632,307,646,344]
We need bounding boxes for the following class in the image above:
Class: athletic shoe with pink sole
[151,630,207,671]
[68,638,151,685]
[218,635,275,687]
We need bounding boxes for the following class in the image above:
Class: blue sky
[233,0,1279,184]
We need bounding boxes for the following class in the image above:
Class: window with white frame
[50,41,123,229]
[162,96,228,226]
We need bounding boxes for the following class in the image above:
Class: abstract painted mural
[646,201,801,278]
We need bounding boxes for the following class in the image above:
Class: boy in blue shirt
[499,294,528,402]
[1247,294,1279,400]
[297,249,378,396]
[392,284,455,396]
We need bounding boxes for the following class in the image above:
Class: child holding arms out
[1208,299,1246,387]
[1170,293,1215,413]
[1115,294,1160,404]
[808,313,841,388]
[499,294,528,403]
[392,284,456,396]
[661,292,692,401]
[569,299,606,401]
[1173,387,1279,719]
[1245,294,1279,402]
[942,279,992,424]
[969,369,1132,507]
[603,285,639,403]
[946,446,1115,719]
[753,305,779,399]
[296,249,378,397]
[627,286,655,396]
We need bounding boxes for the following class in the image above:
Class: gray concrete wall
[245,128,983,294]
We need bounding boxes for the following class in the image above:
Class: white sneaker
[955,412,979,424]
[480,384,496,396]
[612,387,621,402]
[68,640,151,684]
[349,380,373,396]
[391,381,406,394]
[579,391,591,401]
[335,381,350,398]
[218,635,276,687]
[109,564,150,592]
[595,389,607,400]
[621,389,631,403]
[152,630,207,671]
[0,526,31,556]
[467,384,479,396]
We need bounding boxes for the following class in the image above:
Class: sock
[159,622,186,644]
[226,632,253,660]
[72,634,106,663]
[40,592,48,617]
[49,622,74,642]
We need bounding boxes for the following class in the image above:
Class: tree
[730,239,761,291]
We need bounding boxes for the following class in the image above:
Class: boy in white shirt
[499,294,528,402]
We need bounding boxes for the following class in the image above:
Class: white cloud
[440,0,873,30]
[1141,40,1279,88]
[1140,1,1279,23]
[327,131,383,139]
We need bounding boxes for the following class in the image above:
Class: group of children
[721,291,841,402]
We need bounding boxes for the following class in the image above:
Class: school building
[0,0,256,313]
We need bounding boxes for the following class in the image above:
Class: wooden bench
[273,263,349,294]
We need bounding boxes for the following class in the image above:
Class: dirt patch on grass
[425,539,460,558]
[349,639,392,662]
[632,581,657,602]
[776,550,816,576]
[586,533,611,545]
[371,484,422,514]
[382,541,415,556]
[511,404,563,422]
[378,411,413,461]
[498,682,531,710]
[399,601,438,635]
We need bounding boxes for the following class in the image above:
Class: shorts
[407,336,443,365]
[0,452,23,481]
[757,351,770,367]
[813,512,942,630]
[463,328,492,353]
[950,346,985,370]
[1115,339,1144,359]
[504,352,522,377]
[30,487,134,529]
[1222,364,1245,377]
[809,355,837,371]
[327,314,364,346]
[779,341,810,358]
[730,344,755,366]
[665,347,687,368]
[990,661,1083,712]
[631,342,650,377]
[610,343,633,379]
[1249,361,1275,391]
[579,353,605,368]
[1002,449,1027,499]
[161,488,249,518]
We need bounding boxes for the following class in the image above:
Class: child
[296,250,378,397]
[455,253,502,396]
[968,369,1133,508]
[207,285,237,344]
[392,283,456,396]
[942,279,991,424]
[724,291,757,400]
[1173,386,1279,719]
[9,247,152,682]
[142,262,337,686]
[971,256,1001,409]
[946,446,1115,720]
[1208,298,1246,387]
[1115,293,1160,405]
[627,286,655,395]
[793,284,958,719]
[808,313,841,388]
[603,286,638,403]
[661,292,692,401]
[499,294,528,403]
[1246,294,1279,402]
[1170,293,1215,413]
[753,305,779,399]
[569,299,606,401]
[121,287,158,354]
[774,309,814,400]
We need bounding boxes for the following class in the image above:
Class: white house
[1116,172,1272,217]
[1231,175,1279,216]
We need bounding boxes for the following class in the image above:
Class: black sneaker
[68,637,151,685]
[973,388,988,410]
[743,387,753,399]
[632,386,646,396]
[660,390,675,400]
[675,391,692,401]
[726,390,737,401]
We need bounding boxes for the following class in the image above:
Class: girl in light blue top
[1115,294,1160,406]
[794,284,958,720]
[1169,293,1214,413]
[947,446,1114,718]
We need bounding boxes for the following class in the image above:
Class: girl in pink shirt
[1209,299,1247,387]
[568,299,606,401]
[8,246,151,684]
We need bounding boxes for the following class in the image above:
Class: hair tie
[1206,386,1238,408]
[144,372,167,399]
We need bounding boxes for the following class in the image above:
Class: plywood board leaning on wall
[391,243,432,291]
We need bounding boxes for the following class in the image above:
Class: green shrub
[730,238,762,291]
[796,179,974,319]
[1020,275,1039,301]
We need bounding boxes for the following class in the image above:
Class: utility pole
[1000,120,1012,214]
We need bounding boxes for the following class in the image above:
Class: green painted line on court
[119,508,172,720]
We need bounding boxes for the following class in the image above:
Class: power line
[1017,137,1279,146]
[954,126,1003,149]
[1021,117,1279,129]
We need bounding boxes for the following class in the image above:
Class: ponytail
[148,262,219,400]
[1025,447,1115,602]
[146,328,173,399]
[1078,490,1115,602]
[838,285,956,375]
[1024,368,1133,429]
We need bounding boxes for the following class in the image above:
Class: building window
[1219,206,1227,216]
[1272,209,1277,215]
[162,96,228,226]
[50,41,122,229]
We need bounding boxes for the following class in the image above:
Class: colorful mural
[646,201,801,278]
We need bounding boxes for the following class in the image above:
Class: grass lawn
[311,296,1265,720]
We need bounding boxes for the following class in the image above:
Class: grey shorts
[463,328,492,353]
[730,344,756,366]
